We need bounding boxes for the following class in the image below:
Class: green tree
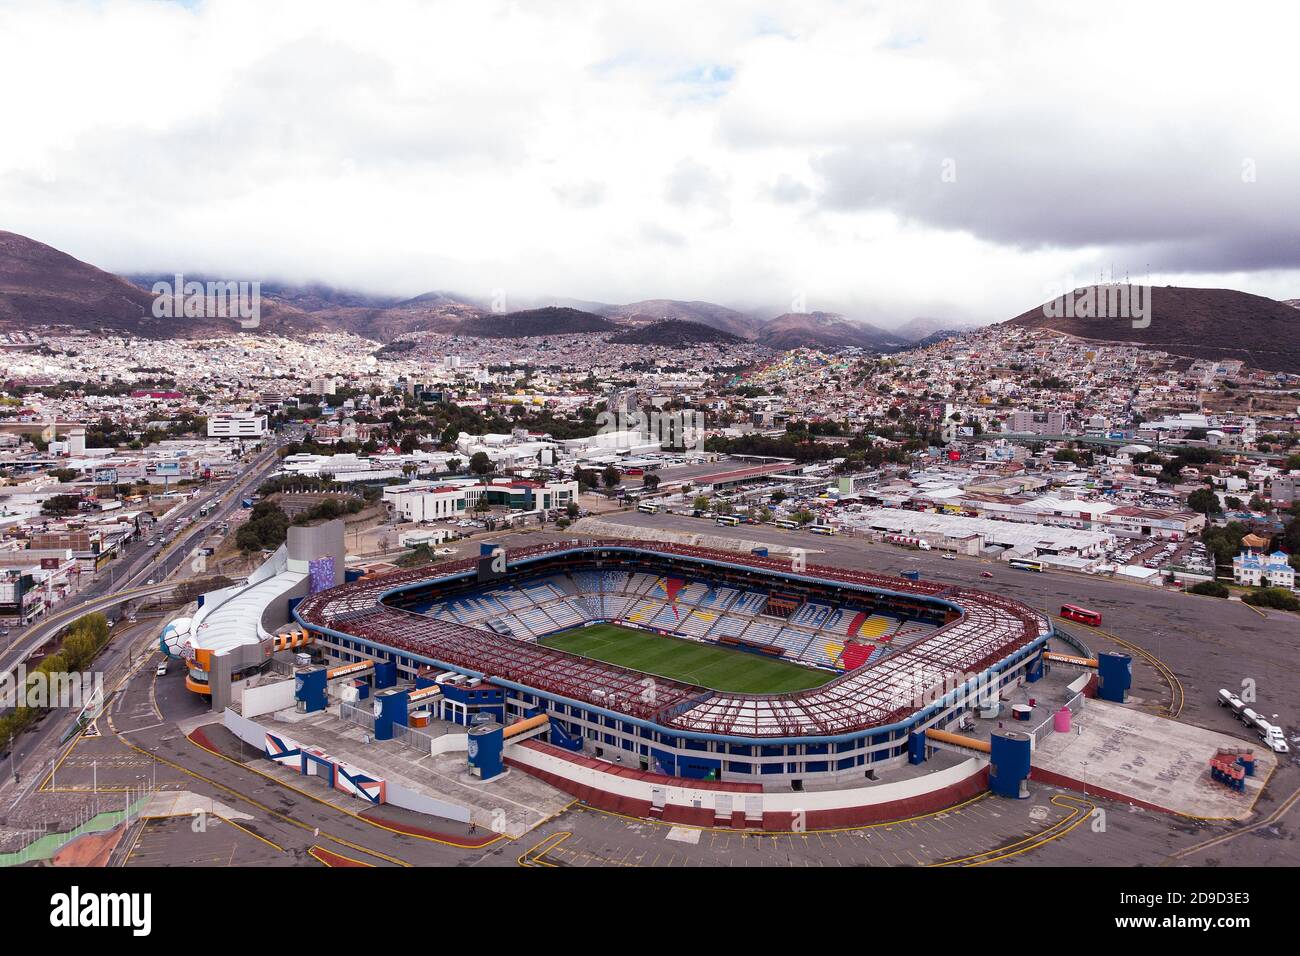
[41,494,81,516]
[1243,588,1300,611]
[1187,488,1222,515]
[1188,580,1230,598]
[469,451,494,482]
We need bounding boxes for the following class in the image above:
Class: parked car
[980,571,994,578]
[155,662,168,677]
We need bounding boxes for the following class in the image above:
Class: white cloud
[1,0,1298,326]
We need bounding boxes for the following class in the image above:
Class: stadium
[294,539,1056,793]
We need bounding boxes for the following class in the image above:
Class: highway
[0,441,283,680]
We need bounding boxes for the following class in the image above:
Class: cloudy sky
[2,0,1298,327]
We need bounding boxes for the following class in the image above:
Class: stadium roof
[186,570,306,655]
[294,540,1051,740]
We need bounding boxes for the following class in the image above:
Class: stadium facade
[294,540,1054,787]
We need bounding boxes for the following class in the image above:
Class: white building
[384,478,578,523]
[1233,550,1296,589]
[208,412,268,439]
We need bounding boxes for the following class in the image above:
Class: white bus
[1009,557,1045,572]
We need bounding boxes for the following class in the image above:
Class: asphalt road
[0,443,282,679]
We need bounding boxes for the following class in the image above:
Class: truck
[1250,713,1290,753]
[1218,688,1245,713]
[884,533,931,551]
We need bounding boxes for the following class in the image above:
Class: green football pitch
[538,623,837,694]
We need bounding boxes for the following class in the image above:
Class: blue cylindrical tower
[468,722,505,779]
[989,730,1032,799]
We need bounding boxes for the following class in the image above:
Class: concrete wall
[238,677,297,719]
[507,740,988,830]
[286,519,346,586]
[221,708,472,823]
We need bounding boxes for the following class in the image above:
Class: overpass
[1,577,241,682]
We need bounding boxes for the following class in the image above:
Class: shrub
[1243,588,1300,611]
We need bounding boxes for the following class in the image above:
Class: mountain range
[3,231,1297,370]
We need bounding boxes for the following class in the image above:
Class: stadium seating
[742,619,781,646]
[676,610,717,637]
[695,586,738,610]
[708,613,749,640]
[730,591,767,615]
[791,602,832,628]
[571,571,603,594]
[626,572,658,595]
[546,600,586,631]
[407,569,925,672]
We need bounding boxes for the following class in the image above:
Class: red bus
[1060,604,1102,626]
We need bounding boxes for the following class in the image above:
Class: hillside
[757,311,910,351]
[1006,285,1300,373]
[909,328,967,348]
[1,232,160,335]
[894,316,973,342]
[601,299,761,339]
[0,235,318,338]
[453,306,618,339]
[607,319,744,346]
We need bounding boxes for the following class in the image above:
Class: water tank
[1053,707,1072,733]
